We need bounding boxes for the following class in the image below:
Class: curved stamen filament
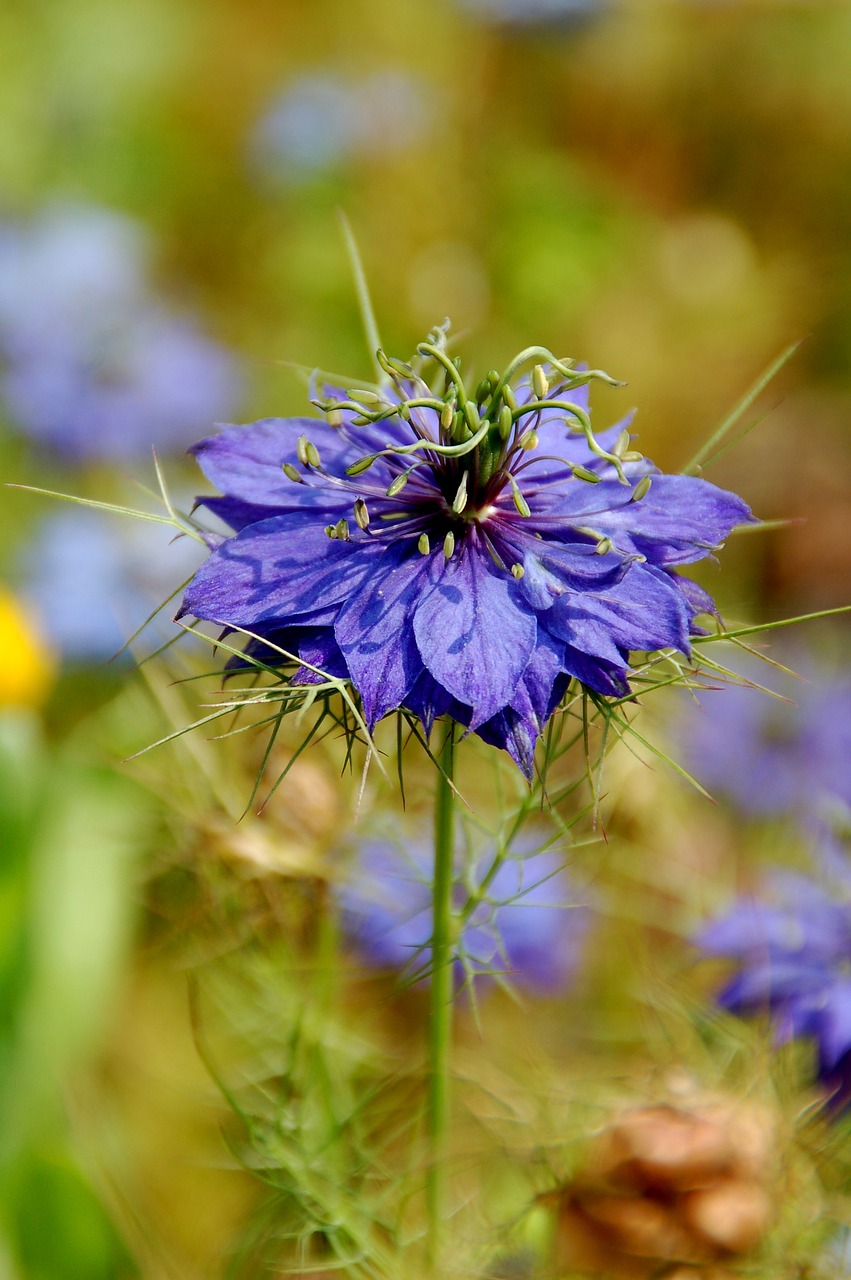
[512,399,627,484]
[345,414,493,477]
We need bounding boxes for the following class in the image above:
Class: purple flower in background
[249,70,432,184]
[457,0,608,28]
[20,508,204,661]
[697,870,851,1111]
[678,655,851,818]
[179,342,753,774]
[0,202,242,460]
[337,829,591,992]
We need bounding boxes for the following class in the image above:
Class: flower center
[294,326,646,561]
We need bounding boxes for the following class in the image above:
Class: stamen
[335,518,350,541]
[509,476,531,518]
[443,530,455,560]
[353,498,369,530]
[463,401,481,436]
[571,464,602,484]
[452,472,469,515]
[282,463,304,484]
[630,475,653,503]
[594,537,613,556]
[518,429,539,451]
[510,563,525,579]
[613,428,631,458]
[347,455,376,476]
[440,399,455,434]
[347,388,385,406]
[532,364,549,398]
[418,533,431,555]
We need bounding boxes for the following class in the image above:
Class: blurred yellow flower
[0,585,56,708]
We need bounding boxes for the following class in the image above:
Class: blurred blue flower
[456,0,608,29]
[678,655,851,819]
[249,70,432,183]
[337,828,592,993]
[0,202,242,460]
[20,509,203,662]
[696,868,851,1110]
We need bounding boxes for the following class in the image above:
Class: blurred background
[2,1,851,1277]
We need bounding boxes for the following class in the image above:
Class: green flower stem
[426,722,456,1271]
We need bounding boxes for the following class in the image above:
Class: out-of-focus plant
[0,203,242,462]
[0,704,151,1277]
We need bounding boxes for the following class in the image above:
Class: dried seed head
[552,1098,777,1277]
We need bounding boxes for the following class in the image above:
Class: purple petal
[293,630,349,684]
[179,516,376,627]
[817,980,851,1071]
[547,561,691,663]
[404,670,468,735]
[596,476,755,566]
[334,544,431,726]
[412,530,537,730]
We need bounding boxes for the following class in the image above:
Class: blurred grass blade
[682,337,805,476]
[338,210,383,382]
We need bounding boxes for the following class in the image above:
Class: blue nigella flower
[249,70,432,185]
[696,870,851,1111]
[678,654,851,819]
[0,202,242,460]
[337,828,591,992]
[456,0,609,28]
[178,338,753,774]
